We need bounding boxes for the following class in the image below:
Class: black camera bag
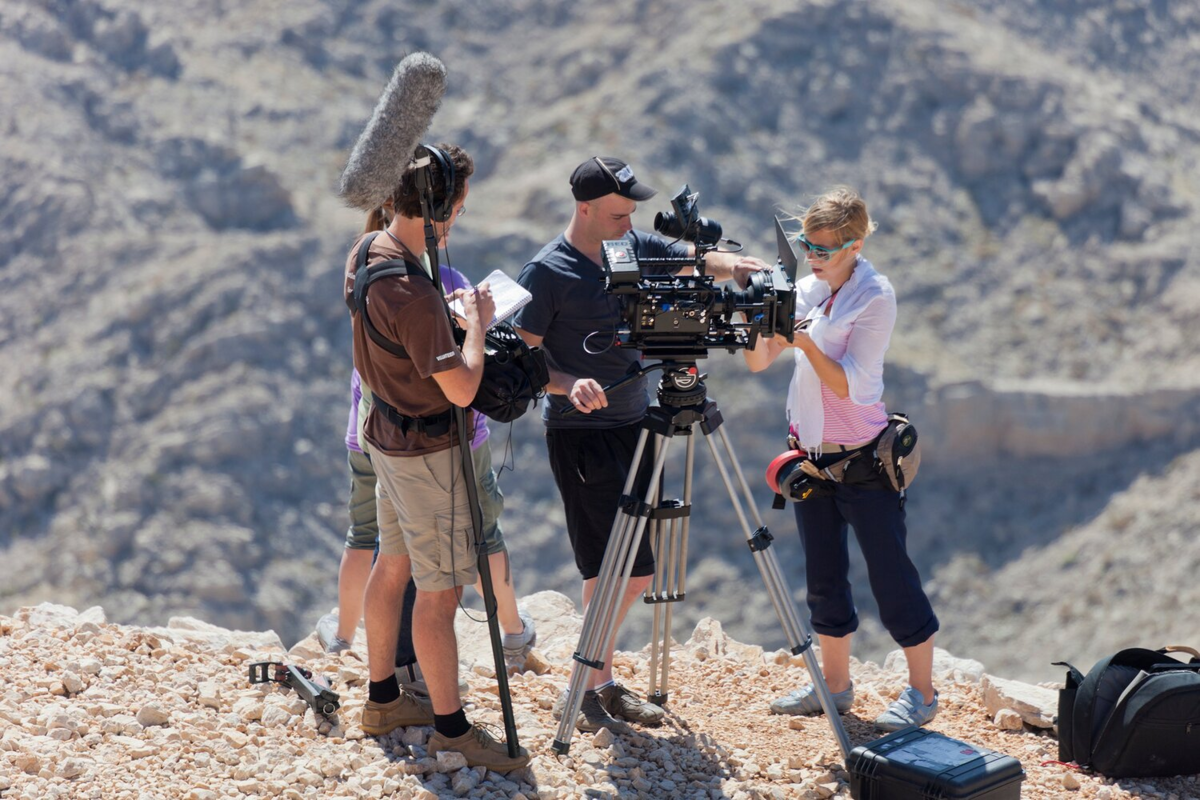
[347,233,549,424]
[1055,645,1200,777]
[470,322,549,423]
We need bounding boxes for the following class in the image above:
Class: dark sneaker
[360,690,434,736]
[395,662,468,697]
[427,724,531,774]
[597,683,665,726]
[552,689,630,733]
[874,686,938,732]
[770,682,855,716]
[316,612,351,654]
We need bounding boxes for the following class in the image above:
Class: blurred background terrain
[2,0,1198,682]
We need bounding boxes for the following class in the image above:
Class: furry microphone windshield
[339,52,447,211]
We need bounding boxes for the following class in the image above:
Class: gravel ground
[1,604,1196,799]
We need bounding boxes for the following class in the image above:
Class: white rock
[145,617,285,653]
[687,618,730,656]
[198,681,221,709]
[980,674,1056,728]
[261,704,292,727]
[77,607,107,625]
[884,647,985,683]
[437,751,469,772]
[18,603,80,628]
[402,727,428,746]
[993,708,1023,730]
[592,727,615,749]
[136,704,170,727]
[451,769,479,794]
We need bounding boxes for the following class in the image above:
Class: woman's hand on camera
[568,378,608,414]
[776,320,815,352]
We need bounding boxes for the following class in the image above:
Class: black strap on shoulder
[346,232,432,360]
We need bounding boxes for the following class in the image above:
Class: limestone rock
[980,674,1056,728]
[136,704,170,728]
[884,647,985,683]
[993,708,1024,730]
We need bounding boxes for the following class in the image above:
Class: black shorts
[546,423,656,580]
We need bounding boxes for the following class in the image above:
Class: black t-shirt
[514,230,690,429]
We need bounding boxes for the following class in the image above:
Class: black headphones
[421,143,456,223]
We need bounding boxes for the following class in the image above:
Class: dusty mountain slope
[1,0,1198,681]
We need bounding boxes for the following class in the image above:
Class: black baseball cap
[570,156,658,202]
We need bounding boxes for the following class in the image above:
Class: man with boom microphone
[339,53,528,772]
[514,157,769,732]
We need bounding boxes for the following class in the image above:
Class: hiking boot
[360,690,434,736]
[396,661,468,698]
[552,689,630,733]
[874,686,938,732]
[427,724,530,774]
[502,610,537,659]
[316,612,351,654]
[597,683,665,726]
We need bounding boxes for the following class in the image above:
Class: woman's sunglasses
[795,234,857,262]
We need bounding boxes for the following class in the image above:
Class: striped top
[816,384,887,444]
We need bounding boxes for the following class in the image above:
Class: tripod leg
[552,431,674,756]
[646,429,695,707]
[703,425,854,759]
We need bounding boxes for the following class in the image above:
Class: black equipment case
[848,727,1024,799]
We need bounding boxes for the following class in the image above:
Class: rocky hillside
[6,596,1199,799]
[2,0,1199,683]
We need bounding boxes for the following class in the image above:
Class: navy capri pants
[792,452,938,648]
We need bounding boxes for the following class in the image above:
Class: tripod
[551,361,852,759]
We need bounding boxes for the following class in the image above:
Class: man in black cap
[513,156,767,732]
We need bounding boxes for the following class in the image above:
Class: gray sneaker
[502,610,537,671]
[874,686,938,732]
[317,613,351,654]
[552,690,630,734]
[769,682,855,716]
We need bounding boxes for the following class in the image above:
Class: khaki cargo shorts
[373,445,478,592]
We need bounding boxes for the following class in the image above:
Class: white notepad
[449,269,532,329]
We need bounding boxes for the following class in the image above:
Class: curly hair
[389,142,474,220]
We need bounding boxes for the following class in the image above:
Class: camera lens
[655,211,685,239]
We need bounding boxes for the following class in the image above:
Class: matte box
[848,726,1024,800]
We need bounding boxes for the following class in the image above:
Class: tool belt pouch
[873,412,921,493]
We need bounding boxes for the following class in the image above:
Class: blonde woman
[744,187,939,731]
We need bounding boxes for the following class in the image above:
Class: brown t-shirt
[344,232,466,457]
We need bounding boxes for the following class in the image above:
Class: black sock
[434,708,470,739]
[368,676,400,705]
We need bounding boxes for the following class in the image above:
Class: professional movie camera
[601,185,799,360]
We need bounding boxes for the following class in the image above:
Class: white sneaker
[502,610,537,657]
[316,613,351,654]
